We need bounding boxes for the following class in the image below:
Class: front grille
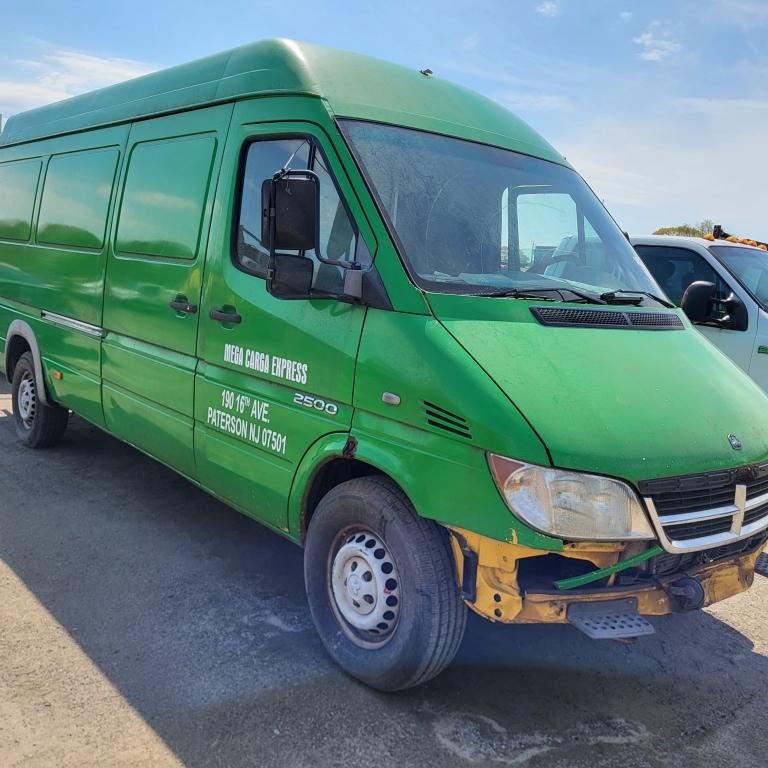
[640,464,768,515]
[530,307,684,330]
[640,462,768,553]
[669,517,735,541]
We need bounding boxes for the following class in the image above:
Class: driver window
[634,245,728,313]
[237,138,310,278]
[235,138,361,292]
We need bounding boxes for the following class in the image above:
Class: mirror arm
[317,258,361,269]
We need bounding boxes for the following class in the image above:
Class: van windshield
[341,120,660,298]
[710,245,768,310]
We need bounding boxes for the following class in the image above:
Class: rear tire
[305,475,466,691]
[11,351,69,449]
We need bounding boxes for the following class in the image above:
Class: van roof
[0,38,565,164]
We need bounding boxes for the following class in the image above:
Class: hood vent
[423,401,472,440]
[530,306,684,330]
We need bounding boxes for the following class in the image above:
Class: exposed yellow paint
[448,527,761,625]
[448,527,623,622]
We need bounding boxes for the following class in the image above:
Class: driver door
[194,109,372,530]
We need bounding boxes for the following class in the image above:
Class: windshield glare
[710,245,768,309]
[342,121,661,298]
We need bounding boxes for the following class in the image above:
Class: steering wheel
[530,251,578,276]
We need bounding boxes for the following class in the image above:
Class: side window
[635,245,728,309]
[38,148,118,250]
[236,138,310,278]
[315,152,355,262]
[515,192,578,270]
[235,137,359,291]
[508,190,620,289]
[116,135,216,260]
[0,158,41,241]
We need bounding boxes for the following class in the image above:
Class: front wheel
[305,476,467,691]
[11,351,69,448]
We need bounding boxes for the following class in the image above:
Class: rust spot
[342,435,358,458]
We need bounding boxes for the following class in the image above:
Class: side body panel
[636,240,761,382]
[750,309,768,392]
[347,308,556,548]
[194,99,373,530]
[0,125,130,425]
[690,246,759,374]
[101,105,233,475]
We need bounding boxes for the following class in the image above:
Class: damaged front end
[448,527,767,640]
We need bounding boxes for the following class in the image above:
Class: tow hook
[756,553,768,578]
[667,576,706,612]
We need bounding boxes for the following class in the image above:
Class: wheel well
[5,335,31,381]
[301,458,385,541]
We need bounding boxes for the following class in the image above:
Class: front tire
[11,351,69,449]
[305,476,466,691]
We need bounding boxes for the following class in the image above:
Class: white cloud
[459,33,481,51]
[558,98,768,240]
[619,11,633,22]
[536,2,560,19]
[437,59,546,90]
[496,91,575,112]
[678,96,768,117]
[632,23,682,62]
[713,0,768,25]
[0,48,153,122]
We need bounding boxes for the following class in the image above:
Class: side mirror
[261,171,319,252]
[721,292,749,332]
[262,170,319,300]
[681,281,716,324]
[269,252,314,299]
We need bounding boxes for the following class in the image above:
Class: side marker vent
[423,401,472,440]
[531,307,684,330]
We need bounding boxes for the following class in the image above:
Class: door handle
[209,308,242,324]
[170,299,198,314]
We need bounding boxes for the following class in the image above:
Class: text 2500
[293,393,339,416]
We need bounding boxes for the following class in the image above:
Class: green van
[1,39,767,691]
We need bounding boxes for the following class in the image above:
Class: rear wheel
[11,352,69,448]
[305,476,466,691]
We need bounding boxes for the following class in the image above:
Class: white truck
[632,227,768,392]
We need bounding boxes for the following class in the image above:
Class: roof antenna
[419,68,433,77]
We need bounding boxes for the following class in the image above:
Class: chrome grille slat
[658,504,738,526]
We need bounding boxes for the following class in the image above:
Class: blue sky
[2,0,767,239]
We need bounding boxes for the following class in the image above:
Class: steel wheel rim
[329,528,401,647]
[17,371,36,429]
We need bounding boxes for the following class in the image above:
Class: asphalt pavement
[1,379,766,768]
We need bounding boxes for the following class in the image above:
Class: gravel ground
[0,379,766,768]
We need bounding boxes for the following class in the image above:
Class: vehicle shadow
[1,397,766,768]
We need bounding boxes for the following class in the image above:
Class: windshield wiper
[600,289,674,308]
[483,287,608,304]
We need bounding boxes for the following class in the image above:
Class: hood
[429,294,768,483]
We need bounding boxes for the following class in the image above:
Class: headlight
[488,454,656,541]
